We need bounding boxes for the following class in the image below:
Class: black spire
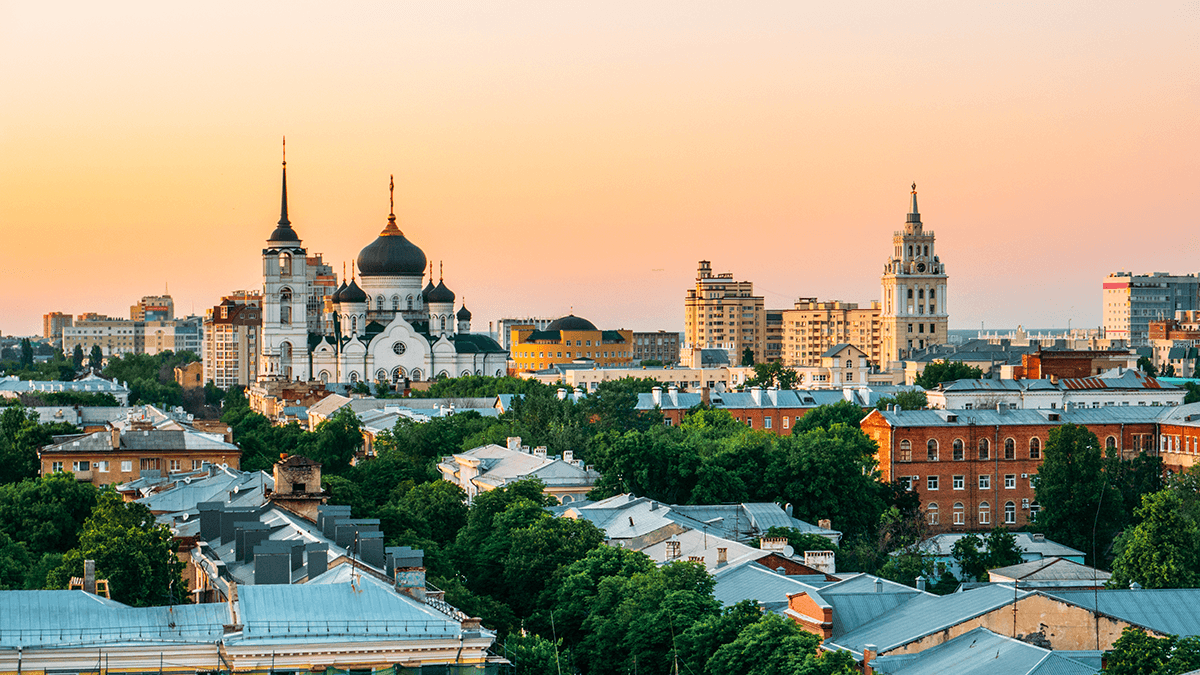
[268,137,301,243]
[906,182,921,224]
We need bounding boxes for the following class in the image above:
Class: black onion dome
[427,280,455,304]
[331,281,347,304]
[340,279,367,304]
[268,224,301,243]
[357,217,427,277]
[546,314,598,331]
[421,279,435,300]
[457,305,472,320]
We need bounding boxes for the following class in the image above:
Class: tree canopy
[1102,627,1200,675]
[914,360,983,389]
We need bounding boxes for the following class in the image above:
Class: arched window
[923,245,929,257]
[1106,436,1118,451]
[953,502,965,525]
[899,440,912,462]
[410,368,422,381]
[349,371,359,383]
[407,295,414,310]
[1004,438,1015,460]
[376,295,385,310]
[279,252,292,275]
[908,245,913,258]
[392,367,405,383]
[978,438,990,460]
[318,370,330,383]
[280,288,292,325]
[927,439,939,462]
[375,369,387,382]
[929,290,936,300]
[953,438,964,461]
[979,501,991,525]
[846,359,853,369]
[918,288,925,299]
[1004,501,1016,524]
[351,316,357,333]
[927,503,939,525]
[907,288,914,299]
[1030,437,1041,459]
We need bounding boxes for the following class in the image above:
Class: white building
[926,367,1184,410]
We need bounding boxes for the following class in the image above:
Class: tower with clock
[879,184,949,366]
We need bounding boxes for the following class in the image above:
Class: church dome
[546,314,597,332]
[330,281,347,304]
[427,280,455,305]
[357,215,426,277]
[340,279,367,304]
[457,305,472,320]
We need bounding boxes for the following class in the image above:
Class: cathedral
[259,158,507,386]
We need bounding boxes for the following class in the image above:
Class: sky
[1,1,1196,337]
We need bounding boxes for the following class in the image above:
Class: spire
[279,137,290,227]
[380,174,403,236]
[907,182,920,224]
[439,260,443,281]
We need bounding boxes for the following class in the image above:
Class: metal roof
[988,557,1110,583]
[924,533,1084,559]
[712,561,824,614]
[871,405,1166,428]
[0,590,228,648]
[868,627,1094,675]
[1045,589,1200,637]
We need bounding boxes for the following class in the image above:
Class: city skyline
[2,2,1196,337]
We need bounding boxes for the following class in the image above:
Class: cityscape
[2,3,1198,675]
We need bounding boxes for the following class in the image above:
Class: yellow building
[780,298,883,367]
[684,260,765,365]
[510,314,634,374]
[880,185,949,366]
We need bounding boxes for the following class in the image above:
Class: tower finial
[389,174,395,216]
[907,182,920,224]
[352,260,356,282]
[439,260,443,281]
[343,262,347,282]
[278,137,290,227]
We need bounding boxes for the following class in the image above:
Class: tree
[876,389,928,411]
[745,362,799,390]
[741,347,754,367]
[950,527,1024,582]
[47,492,185,606]
[500,633,566,675]
[88,345,104,371]
[1102,627,1200,675]
[1162,364,1177,378]
[794,400,869,433]
[71,344,84,370]
[303,407,363,475]
[0,473,98,556]
[1137,356,1158,377]
[1109,489,1200,589]
[1033,424,1123,566]
[0,406,81,484]
[19,339,33,368]
[1184,382,1200,405]
[704,612,856,675]
[914,360,983,389]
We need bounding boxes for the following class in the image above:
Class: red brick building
[1012,348,1137,380]
[636,386,848,435]
[861,406,1163,532]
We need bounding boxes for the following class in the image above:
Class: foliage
[1102,627,1200,675]
[1032,424,1123,566]
[71,344,84,370]
[500,633,567,675]
[88,345,103,370]
[0,474,98,556]
[875,389,928,411]
[950,527,1025,582]
[47,491,186,606]
[17,391,120,407]
[1184,382,1200,405]
[705,612,857,675]
[102,350,199,408]
[914,360,984,389]
[408,375,554,399]
[1109,489,1200,589]
[0,349,78,382]
[741,347,755,367]
[20,339,33,368]
[794,400,869,433]
[302,407,363,475]
[1137,356,1158,377]
[746,362,799,390]
[0,405,81,484]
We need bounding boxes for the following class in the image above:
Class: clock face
[917,262,926,273]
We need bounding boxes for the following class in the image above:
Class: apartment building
[130,295,174,321]
[39,423,241,487]
[42,312,72,340]
[203,294,263,388]
[684,260,765,365]
[780,298,883,368]
[633,330,680,363]
[1104,272,1200,345]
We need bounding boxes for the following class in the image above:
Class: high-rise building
[130,295,174,321]
[204,293,263,389]
[879,185,949,366]
[1103,272,1200,345]
[632,331,680,364]
[43,312,73,340]
[684,261,765,365]
[780,299,883,367]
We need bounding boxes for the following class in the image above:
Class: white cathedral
[259,160,508,386]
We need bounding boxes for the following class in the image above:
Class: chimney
[83,559,96,594]
[110,427,120,449]
[396,565,427,602]
[717,547,728,565]
[533,446,547,459]
[874,577,882,593]
[785,503,793,517]
[563,450,574,463]
[649,501,659,511]
[507,436,522,452]
[863,644,877,675]
[916,575,926,592]
[557,388,567,400]
[750,386,762,405]
[818,518,832,531]
[768,386,778,405]
[652,386,663,406]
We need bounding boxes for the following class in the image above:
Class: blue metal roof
[1045,589,1200,637]
[712,562,823,614]
[0,590,227,648]
[869,627,1093,675]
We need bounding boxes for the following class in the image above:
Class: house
[920,532,1085,579]
[712,559,837,615]
[926,367,1183,410]
[986,557,1110,591]
[867,626,1095,675]
[438,436,600,504]
[0,373,130,404]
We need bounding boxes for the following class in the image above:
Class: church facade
[260,163,507,386]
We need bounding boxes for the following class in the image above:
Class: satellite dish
[782,545,795,557]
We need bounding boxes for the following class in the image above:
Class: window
[927,503,939,525]
[1004,501,1017,524]
[927,439,939,461]
[1106,436,1118,451]
[978,438,990,460]
[953,439,964,461]
[1029,437,1041,459]
[1005,474,1016,489]
[192,460,203,470]
[953,502,965,525]
[953,475,964,490]
[170,460,181,471]
[765,417,772,429]
[1004,438,1015,459]
[746,419,753,428]
[1030,501,1041,514]
[72,461,90,472]
[96,461,109,473]
[783,416,790,430]
[979,501,991,524]
[121,460,132,472]
[927,475,939,491]
[899,440,912,462]
[979,475,991,490]
[51,461,64,473]
[899,476,912,491]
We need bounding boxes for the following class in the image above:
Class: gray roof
[0,373,129,396]
[826,584,1030,656]
[41,427,238,455]
[712,561,826,614]
[0,590,228,648]
[923,533,1084,559]
[820,343,856,358]
[869,405,1166,429]
[989,557,1111,584]
[1045,589,1200,637]
[636,388,846,412]
[1156,401,1200,424]
[869,627,1094,675]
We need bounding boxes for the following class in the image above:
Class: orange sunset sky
[1,2,1196,338]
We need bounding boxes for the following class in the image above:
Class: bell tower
[261,139,312,381]
[880,184,949,367]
